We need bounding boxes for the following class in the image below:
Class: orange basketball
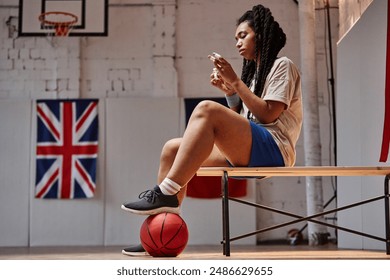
[140,213,189,257]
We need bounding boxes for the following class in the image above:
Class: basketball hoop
[38,11,78,37]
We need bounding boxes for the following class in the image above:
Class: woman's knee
[191,100,221,119]
[160,138,181,162]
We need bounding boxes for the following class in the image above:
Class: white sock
[159,178,181,195]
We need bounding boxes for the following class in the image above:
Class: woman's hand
[209,68,235,95]
[209,55,240,86]
[208,54,239,95]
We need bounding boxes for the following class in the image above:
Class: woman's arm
[212,56,285,124]
[230,79,285,123]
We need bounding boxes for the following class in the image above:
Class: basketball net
[38,11,78,46]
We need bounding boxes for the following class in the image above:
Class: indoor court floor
[1,244,389,260]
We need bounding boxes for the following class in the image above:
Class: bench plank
[197,166,390,177]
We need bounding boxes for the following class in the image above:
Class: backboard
[18,0,108,37]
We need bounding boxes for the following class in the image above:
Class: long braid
[237,5,286,97]
[254,6,268,95]
[241,59,255,87]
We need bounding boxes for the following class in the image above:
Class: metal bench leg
[385,175,390,255]
[221,171,230,256]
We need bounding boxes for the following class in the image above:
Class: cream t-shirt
[240,56,303,166]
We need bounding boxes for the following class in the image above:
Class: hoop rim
[38,11,78,26]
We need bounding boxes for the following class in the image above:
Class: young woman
[121,4,302,256]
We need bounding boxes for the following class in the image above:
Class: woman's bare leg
[165,100,252,187]
[157,137,231,204]
[122,100,253,214]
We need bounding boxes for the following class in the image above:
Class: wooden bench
[196,166,390,256]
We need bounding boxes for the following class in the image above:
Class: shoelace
[138,189,160,203]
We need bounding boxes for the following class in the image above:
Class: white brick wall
[0,14,82,99]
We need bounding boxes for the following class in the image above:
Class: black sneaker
[121,186,180,215]
[122,244,149,256]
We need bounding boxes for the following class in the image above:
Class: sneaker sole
[121,204,180,215]
[122,249,149,257]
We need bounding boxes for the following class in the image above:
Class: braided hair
[238,5,286,97]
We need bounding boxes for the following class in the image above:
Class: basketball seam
[145,218,159,253]
[162,223,184,248]
[160,213,183,257]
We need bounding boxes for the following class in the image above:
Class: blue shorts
[248,121,284,167]
[228,121,285,167]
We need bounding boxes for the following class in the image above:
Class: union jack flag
[35,99,99,199]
